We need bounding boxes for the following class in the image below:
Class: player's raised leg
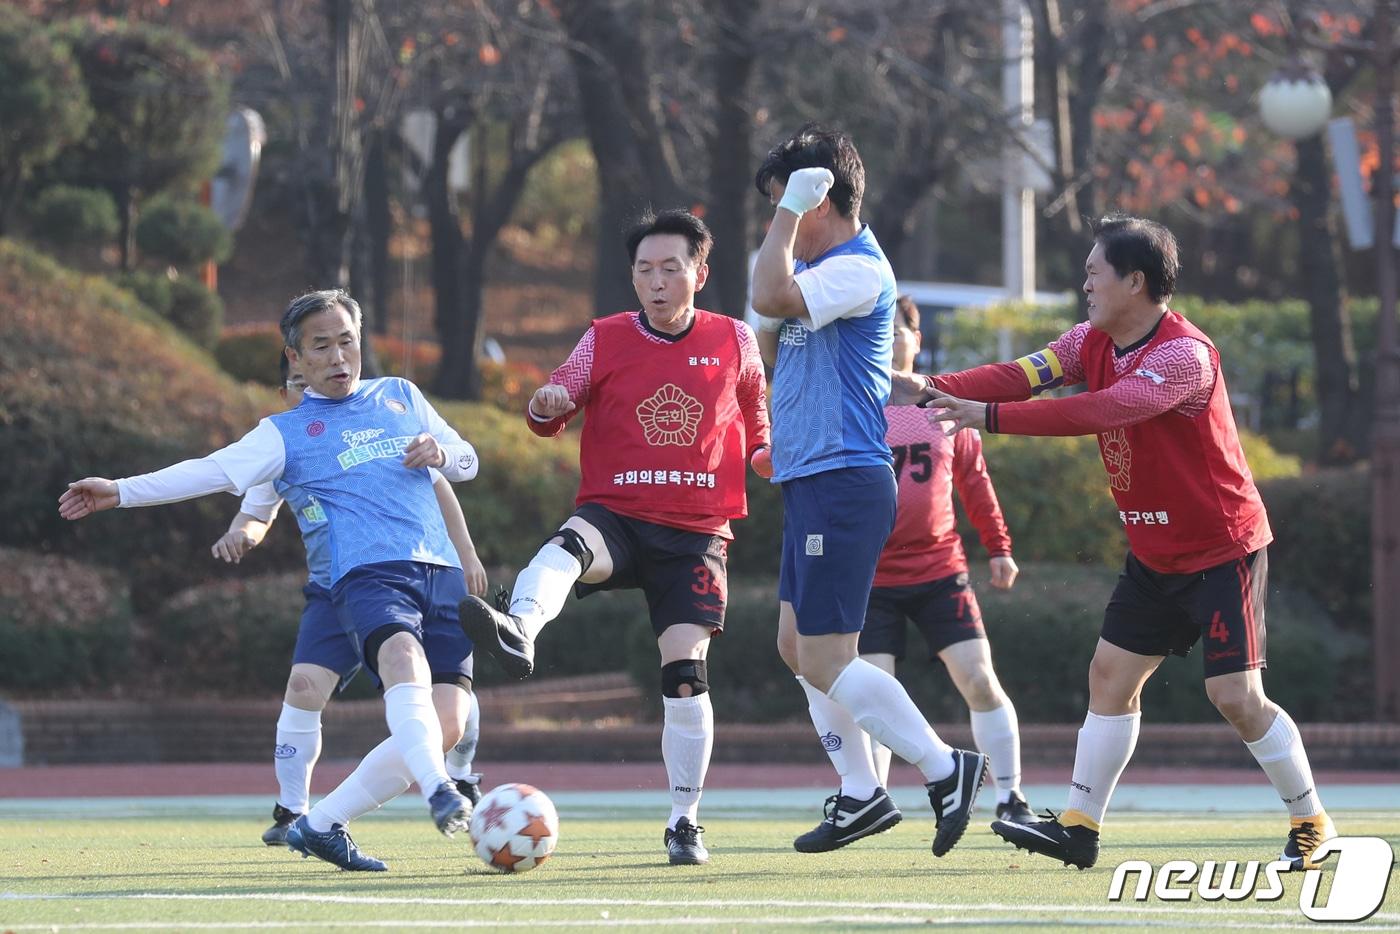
[992,638,1159,869]
[460,520,609,679]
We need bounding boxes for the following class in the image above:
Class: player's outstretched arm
[58,478,119,520]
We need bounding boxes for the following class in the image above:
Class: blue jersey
[266,378,460,584]
[770,226,896,482]
[282,484,333,589]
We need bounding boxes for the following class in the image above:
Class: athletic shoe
[793,788,903,853]
[459,592,534,679]
[428,782,472,837]
[1283,813,1337,870]
[994,790,1035,825]
[926,748,987,857]
[261,803,300,846]
[285,816,387,872]
[665,817,709,865]
[455,774,483,806]
[991,810,1100,869]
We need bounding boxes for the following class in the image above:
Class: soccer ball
[468,783,559,873]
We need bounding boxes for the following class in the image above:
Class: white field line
[0,919,1396,932]
[2,891,1398,924]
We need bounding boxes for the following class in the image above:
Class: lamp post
[1260,4,1400,721]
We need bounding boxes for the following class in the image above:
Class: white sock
[306,738,413,832]
[1065,711,1141,826]
[970,704,1022,804]
[510,543,583,640]
[382,681,450,803]
[274,703,323,814]
[445,694,480,782]
[826,658,955,783]
[1245,709,1323,819]
[662,693,713,829]
[797,676,880,800]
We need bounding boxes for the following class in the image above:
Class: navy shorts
[859,572,986,661]
[331,560,475,689]
[779,465,897,636]
[573,502,728,636]
[291,581,362,690]
[1102,549,1268,678]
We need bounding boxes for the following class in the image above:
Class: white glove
[777,167,834,216]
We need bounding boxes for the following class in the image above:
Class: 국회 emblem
[636,383,704,447]
[1102,427,1132,491]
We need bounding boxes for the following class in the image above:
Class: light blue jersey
[281,483,333,589]
[770,226,896,482]
[265,378,461,584]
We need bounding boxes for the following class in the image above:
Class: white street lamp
[1259,59,1332,139]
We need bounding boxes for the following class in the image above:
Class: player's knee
[1206,680,1257,724]
[960,670,999,708]
[545,526,593,574]
[660,659,709,698]
[775,629,799,674]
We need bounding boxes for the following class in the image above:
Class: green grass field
[2,797,1397,932]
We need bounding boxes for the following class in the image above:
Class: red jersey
[527,310,770,538]
[874,405,1012,587]
[933,311,1271,574]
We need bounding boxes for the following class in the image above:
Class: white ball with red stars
[468,783,560,873]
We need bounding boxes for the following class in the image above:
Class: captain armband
[1013,348,1065,395]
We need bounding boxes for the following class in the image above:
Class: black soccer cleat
[793,788,903,853]
[991,810,1100,869]
[261,803,301,846]
[926,748,987,857]
[455,775,483,806]
[665,817,709,865]
[285,816,387,871]
[994,790,1036,825]
[458,592,535,679]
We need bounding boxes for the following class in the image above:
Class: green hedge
[0,547,132,692]
[0,239,299,609]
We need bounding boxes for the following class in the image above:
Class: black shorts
[859,572,986,662]
[1102,548,1268,678]
[572,502,728,636]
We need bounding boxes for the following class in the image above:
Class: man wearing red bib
[892,215,1332,871]
[460,210,771,867]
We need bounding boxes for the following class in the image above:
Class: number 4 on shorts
[1208,610,1230,643]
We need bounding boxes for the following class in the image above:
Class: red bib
[575,312,750,528]
[1083,311,1272,573]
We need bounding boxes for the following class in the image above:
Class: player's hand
[58,478,119,520]
[923,393,986,435]
[751,445,773,479]
[889,371,935,407]
[989,555,1019,590]
[212,529,259,564]
[460,549,488,596]
[529,385,575,420]
[403,433,445,470]
[777,167,834,216]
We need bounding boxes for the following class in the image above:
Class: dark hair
[754,123,865,218]
[1091,215,1179,303]
[280,288,362,351]
[895,295,920,331]
[279,351,290,384]
[625,209,713,266]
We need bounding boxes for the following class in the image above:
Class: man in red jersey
[794,295,1034,853]
[890,215,1333,871]
[459,209,771,866]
